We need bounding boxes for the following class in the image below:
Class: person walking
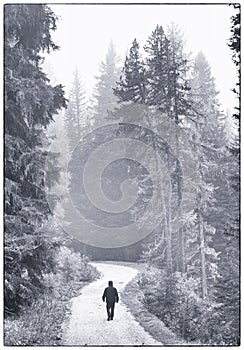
[102,281,119,321]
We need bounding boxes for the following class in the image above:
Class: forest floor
[62,262,182,346]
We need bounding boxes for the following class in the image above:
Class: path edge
[121,274,187,346]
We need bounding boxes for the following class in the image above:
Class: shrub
[4,293,66,345]
[138,268,221,344]
[4,248,99,345]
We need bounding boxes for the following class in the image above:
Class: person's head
[108,280,113,287]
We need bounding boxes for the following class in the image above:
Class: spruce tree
[185,52,226,298]
[4,4,66,314]
[94,41,120,109]
[145,25,191,275]
[114,38,146,103]
[144,24,190,116]
[65,69,88,152]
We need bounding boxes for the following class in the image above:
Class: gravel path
[62,262,162,346]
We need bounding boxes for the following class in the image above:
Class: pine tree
[114,38,146,103]
[166,24,191,274]
[184,52,226,299]
[144,25,190,116]
[65,69,88,152]
[145,25,191,275]
[94,41,120,109]
[4,4,66,314]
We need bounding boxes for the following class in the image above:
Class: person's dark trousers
[106,302,115,320]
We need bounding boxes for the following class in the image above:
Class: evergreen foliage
[114,22,240,345]
[4,4,66,315]
[94,41,120,108]
[4,243,99,345]
[4,5,239,345]
[64,69,88,152]
[228,4,240,127]
[114,39,146,103]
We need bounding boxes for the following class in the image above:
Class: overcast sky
[44,3,238,114]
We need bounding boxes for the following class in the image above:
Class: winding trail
[62,262,162,346]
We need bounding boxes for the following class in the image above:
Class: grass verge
[4,269,100,345]
[121,274,187,346]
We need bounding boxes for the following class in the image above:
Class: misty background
[44,4,237,114]
[4,3,240,346]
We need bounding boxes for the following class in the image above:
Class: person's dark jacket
[102,286,119,304]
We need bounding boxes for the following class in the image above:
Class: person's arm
[102,288,107,302]
[115,288,119,303]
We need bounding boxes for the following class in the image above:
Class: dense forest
[4,3,240,346]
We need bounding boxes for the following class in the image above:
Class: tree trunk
[198,211,208,298]
[174,117,186,274]
[165,189,173,275]
[171,42,186,275]
[179,226,186,274]
[143,108,173,274]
